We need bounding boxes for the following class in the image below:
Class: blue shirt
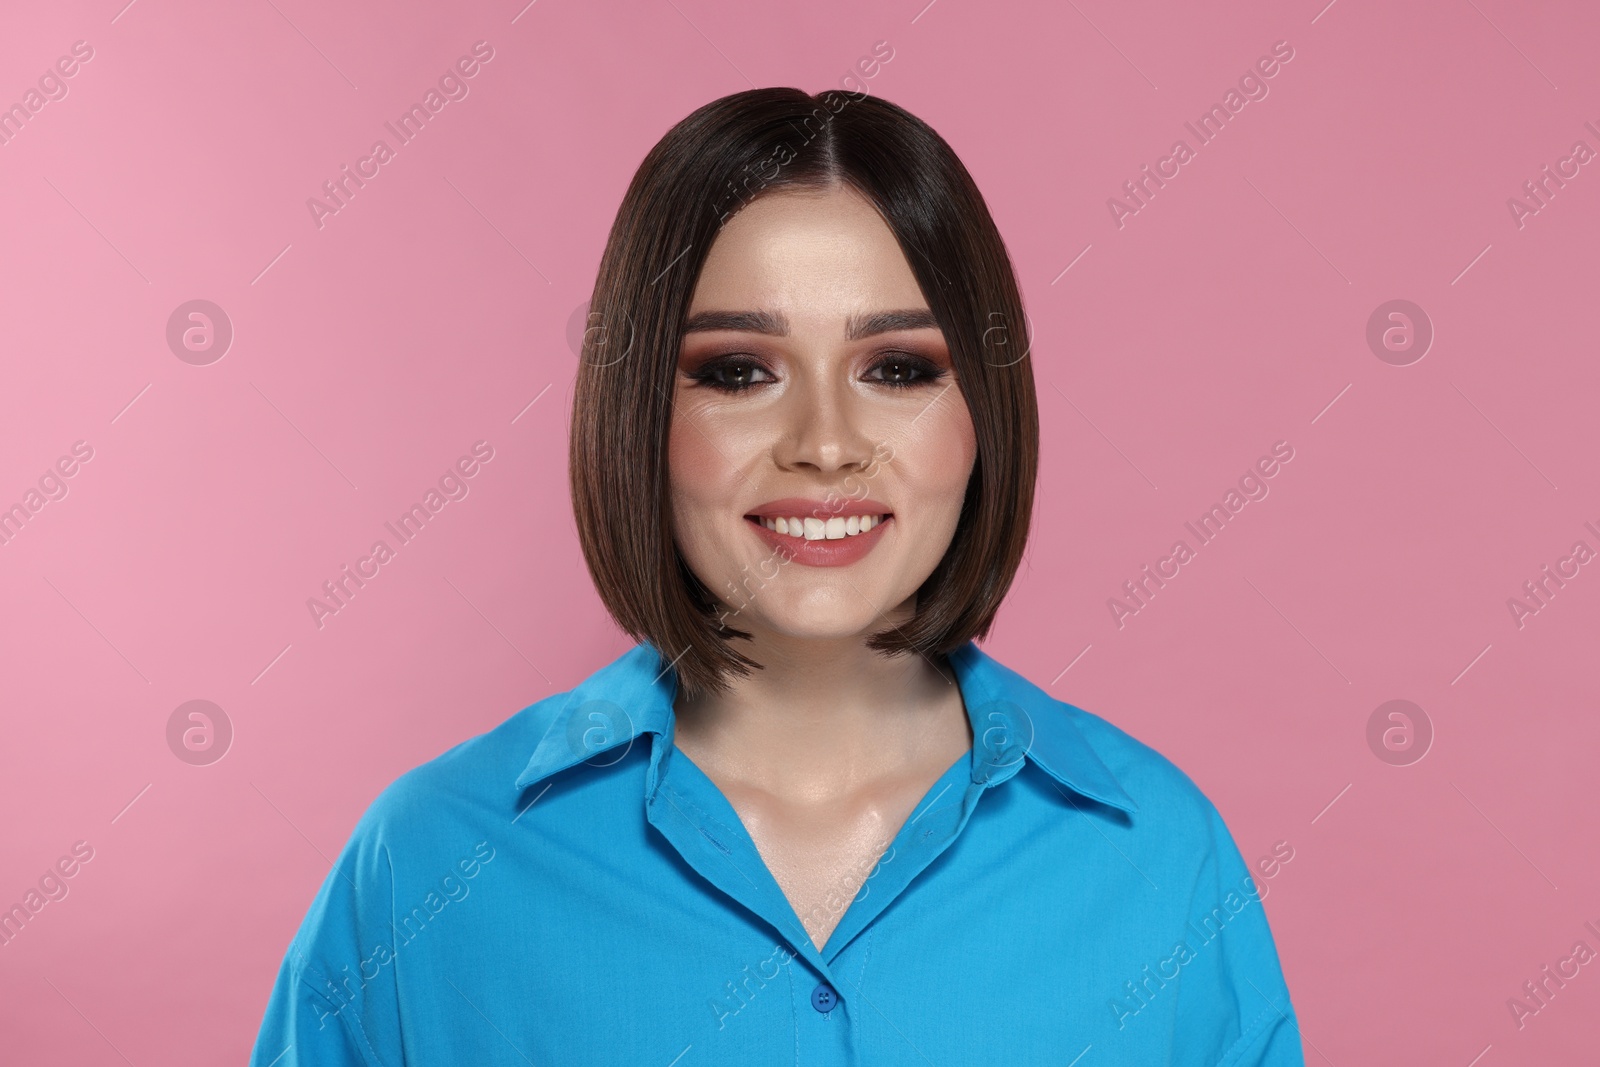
[251,640,1303,1066]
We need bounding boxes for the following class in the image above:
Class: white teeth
[758,514,888,541]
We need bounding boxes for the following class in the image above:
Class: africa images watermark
[708,39,894,226]
[1107,39,1297,229]
[1504,518,1599,630]
[306,440,495,629]
[0,39,95,148]
[707,833,899,1030]
[1505,117,1600,231]
[306,41,496,230]
[0,840,96,949]
[1109,838,1296,1029]
[308,840,497,1030]
[1504,915,1600,1032]
[0,440,95,548]
[1107,440,1296,629]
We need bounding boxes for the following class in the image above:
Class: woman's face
[668,184,978,642]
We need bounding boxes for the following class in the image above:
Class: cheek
[897,395,977,504]
[667,407,753,521]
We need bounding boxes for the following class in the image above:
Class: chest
[398,781,1193,1067]
[714,769,945,950]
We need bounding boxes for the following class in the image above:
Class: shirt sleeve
[1171,799,1305,1067]
[249,797,406,1067]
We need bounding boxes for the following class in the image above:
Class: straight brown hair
[570,86,1038,700]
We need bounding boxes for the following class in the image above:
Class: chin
[709,571,922,643]
[740,609,890,644]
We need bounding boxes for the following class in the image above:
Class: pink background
[2,0,1597,1062]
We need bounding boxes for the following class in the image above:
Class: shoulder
[980,647,1222,829]
[284,690,575,950]
[1048,696,1261,879]
[1064,701,1214,814]
[343,687,575,855]
[324,639,670,877]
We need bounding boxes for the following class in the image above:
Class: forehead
[688,186,929,323]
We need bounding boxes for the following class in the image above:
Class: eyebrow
[681,308,941,341]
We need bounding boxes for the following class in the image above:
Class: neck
[670,629,972,800]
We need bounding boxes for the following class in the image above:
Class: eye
[865,353,947,388]
[686,356,774,393]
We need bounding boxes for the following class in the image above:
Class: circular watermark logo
[1365,699,1432,766]
[166,699,233,766]
[979,308,1034,368]
[973,699,1035,777]
[566,300,635,368]
[563,699,634,767]
[166,300,234,366]
[1365,300,1433,367]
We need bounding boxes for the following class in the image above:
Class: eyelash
[687,353,947,393]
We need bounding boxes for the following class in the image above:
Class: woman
[251,87,1303,1066]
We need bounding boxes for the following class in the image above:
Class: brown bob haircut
[570,86,1038,701]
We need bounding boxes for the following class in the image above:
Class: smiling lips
[743,497,893,566]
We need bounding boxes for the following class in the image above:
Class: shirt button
[810,982,837,1013]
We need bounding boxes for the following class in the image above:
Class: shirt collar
[514,640,1139,815]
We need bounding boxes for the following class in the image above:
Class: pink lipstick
[744,497,893,568]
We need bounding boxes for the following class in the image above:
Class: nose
[772,372,876,475]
